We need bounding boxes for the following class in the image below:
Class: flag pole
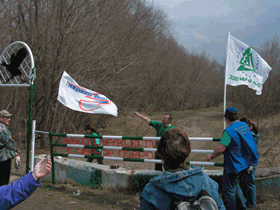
[224,32,231,129]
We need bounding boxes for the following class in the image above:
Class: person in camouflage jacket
[0,110,20,186]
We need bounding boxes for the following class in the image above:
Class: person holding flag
[206,107,258,210]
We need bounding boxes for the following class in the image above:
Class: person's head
[240,117,259,134]
[0,110,12,126]
[157,129,191,170]
[224,107,239,122]
[85,124,99,135]
[162,114,172,124]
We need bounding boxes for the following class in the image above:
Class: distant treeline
[0,0,279,148]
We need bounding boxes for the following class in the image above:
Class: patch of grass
[257,114,280,168]
[255,194,280,209]
[12,108,280,209]
[41,181,140,210]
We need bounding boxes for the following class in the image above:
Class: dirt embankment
[9,107,280,209]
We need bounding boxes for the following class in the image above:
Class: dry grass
[256,114,280,168]
[11,107,280,209]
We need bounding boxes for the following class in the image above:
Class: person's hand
[134,112,140,117]
[32,158,52,181]
[206,154,212,161]
[14,148,21,155]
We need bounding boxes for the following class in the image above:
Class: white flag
[226,34,272,95]
[57,71,118,116]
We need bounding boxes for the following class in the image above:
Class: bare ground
[9,107,280,209]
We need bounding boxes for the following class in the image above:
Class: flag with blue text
[57,71,118,116]
[226,34,272,95]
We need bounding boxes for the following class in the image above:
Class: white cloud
[146,0,280,61]
[152,0,191,9]
[193,31,209,41]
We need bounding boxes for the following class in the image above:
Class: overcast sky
[146,0,280,62]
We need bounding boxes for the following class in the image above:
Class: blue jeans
[236,184,246,209]
[236,166,257,209]
[222,169,256,210]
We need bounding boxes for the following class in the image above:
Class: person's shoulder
[238,121,250,128]
[149,120,160,125]
[151,167,204,183]
[140,181,154,196]
[199,173,220,192]
[92,132,99,136]
[0,123,6,131]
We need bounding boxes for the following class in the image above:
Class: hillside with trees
[0,0,279,149]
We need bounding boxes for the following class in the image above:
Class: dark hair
[225,112,239,122]
[166,114,173,123]
[157,129,191,170]
[240,117,259,134]
[85,125,99,135]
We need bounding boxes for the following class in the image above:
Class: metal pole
[49,133,56,184]
[30,120,36,171]
[224,32,231,129]
[26,83,34,173]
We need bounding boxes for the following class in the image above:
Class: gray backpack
[175,189,218,210]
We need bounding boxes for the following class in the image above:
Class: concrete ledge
[130,170,163,190]
[35,155,280,197]
[35,155,146,188]
[34,155,224,190]
[255,174,280,200]
[35,155,105,186]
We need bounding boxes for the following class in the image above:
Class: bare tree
[2,0,277,149]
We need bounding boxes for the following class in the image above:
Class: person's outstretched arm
[0,158,52,209]
[134,112,151,123]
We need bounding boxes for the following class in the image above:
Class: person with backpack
[140,129,225,210]
[206,107,258,210]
